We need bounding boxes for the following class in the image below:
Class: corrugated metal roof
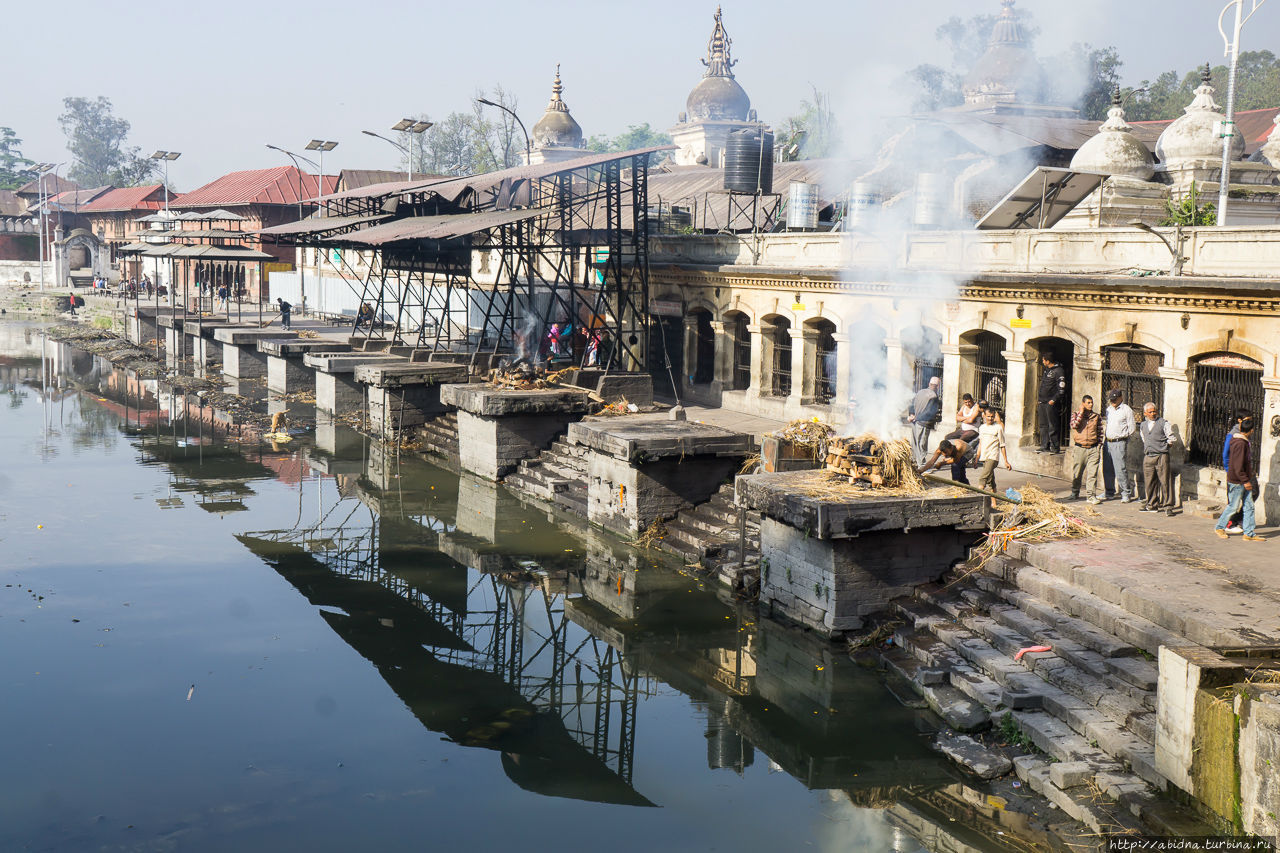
[0,190,23,218]
[258,213,390,237]
[337,169,446,191]
[78,185,167,213]
[14,174,79,198]
[173,166,339,208]
[41,186,113,212]
[329,208,546,247]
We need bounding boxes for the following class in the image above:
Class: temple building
[669,7,763,167]
[527,66,589,166]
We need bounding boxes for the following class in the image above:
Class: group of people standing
[911,373,1264,541]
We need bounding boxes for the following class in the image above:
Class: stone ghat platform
[737,469,988,637]
[257,338,351,394]
[356,363,469,434]
[212,327,299,379]
[567,415,751,536]
[303,353,404,414]
[443,384,593,481]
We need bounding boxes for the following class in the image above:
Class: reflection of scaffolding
[241,490,650,796]
[262,147,667,371]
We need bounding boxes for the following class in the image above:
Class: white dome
[1248,112,1280,168]
[1070,94,1155,180]
[1155,66,1245,164]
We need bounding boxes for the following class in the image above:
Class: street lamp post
[304,139,338,217]
[475,98,530,164]
[364,119,433,182]
[33,163,56,292]
[1216,0,1269,226]
[149,151,181,213]
[266,143,327,317]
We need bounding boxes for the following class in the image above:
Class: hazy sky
[8,0,1279,189]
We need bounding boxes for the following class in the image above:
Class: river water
[0,324,1008,852]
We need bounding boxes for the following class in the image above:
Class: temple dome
[1156,65,1245,164]
[962,0,1046,107]
[530,66,584,149]
[1248,112,1280,167]
[1070,88,1155,180]
[684,7,751,122]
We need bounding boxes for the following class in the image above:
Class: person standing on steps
[976,407,1012,500]
[1103,389,1137,502]
[1139,402,1178,516]
[1036,352,1066,453]
[1069,394,1104,503]
[1216,417,1264,542]
[908,376,942,466]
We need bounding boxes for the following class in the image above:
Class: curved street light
[475,98,530,165]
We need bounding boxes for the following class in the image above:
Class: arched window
[805,318,837,403]
[902,326,943,392]
[963,331,1008,415]
[762,314,791,397]
[726,311,751,391]
[1102,344,1164,412]
[1189,353,1263,471]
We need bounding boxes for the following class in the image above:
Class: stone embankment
[874,543,1219,840]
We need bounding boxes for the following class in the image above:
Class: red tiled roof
[78,185,168,213]
[1133,107,1279,152]
[173,166,339,209]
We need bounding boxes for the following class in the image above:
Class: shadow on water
[9,330,1046,853]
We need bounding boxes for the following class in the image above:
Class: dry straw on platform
[977,485,1101,559]
[776,418,836,452]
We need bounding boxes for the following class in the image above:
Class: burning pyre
[487,359,576,391]
[823,434,921,491]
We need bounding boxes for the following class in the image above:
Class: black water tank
[723,128,774,194]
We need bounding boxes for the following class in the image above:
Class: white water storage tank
[913,173,949,229]
[786,181,819,230]
[849,181,881,229]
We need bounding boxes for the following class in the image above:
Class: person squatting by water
[908,376,942,466]
[1104,389,1137,503]
[1138,402,1178,516]
[1036,352,1066,453]
[1069,395,1104,504]
[977,407,1011,501]
[1215,417,1265,542]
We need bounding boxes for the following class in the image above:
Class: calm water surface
[0,325,998,852]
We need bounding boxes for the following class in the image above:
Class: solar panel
[975,166,1107,230]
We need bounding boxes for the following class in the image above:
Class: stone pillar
[748,324,766,397]
[884,338,904,396]
[787,327,807,407]
[682,314,699,394]
[832,333,851,415]
[1259,378,1279,525]
[1002,350,1030,456]
[710,320,733,386]
[941,343,976,425]
[1074,352,1103,411]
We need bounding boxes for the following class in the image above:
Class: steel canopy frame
[262,150,657,371]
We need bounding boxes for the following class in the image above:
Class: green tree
[586,122,673,166]
[1127,52,1280,121]
[403,85,526,177]
[58,96,156,187]
[0,126,35,190]
[1049,44,1123,120]
[777,88,841,160]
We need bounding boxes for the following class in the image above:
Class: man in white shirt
[976,408,1012,500]
[1103,389,1137,503]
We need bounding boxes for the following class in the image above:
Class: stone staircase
[502,437,590,518]
[418,412,459,460]
[653,483,762,590]
[877,548,1215,838]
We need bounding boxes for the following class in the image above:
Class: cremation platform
[258,338,351,394]
[355,362,469,434]
[442,384,592,481]
[302,353,404,414]
[213,328,298,379]
[737,469,988,637]
[567,414,751,536]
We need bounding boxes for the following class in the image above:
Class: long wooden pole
[920,472,1020,504]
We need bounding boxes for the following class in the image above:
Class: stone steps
[878,561,1204,837]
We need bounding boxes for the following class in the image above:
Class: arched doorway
[647,308,684,399]
[963,331,1008,415]
[689,308,715,385]
[805,318,837,403]
[761,314,792,397]
[902,325,943,392]
[725,311,751,391]
[1189,353,1264,470]
[1102,344,1164,412]
[1028,337,1074,451]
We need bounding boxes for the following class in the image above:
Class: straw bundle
[776,418,836,452]
[976,485,1101,558]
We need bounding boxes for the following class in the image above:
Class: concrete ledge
[258,338,351,357]
[303,353,404,374]
[738,469,988,539]
[354,362,468,388]
[569,415,751,461]
[213,327,298,346]
[442,384,591,416]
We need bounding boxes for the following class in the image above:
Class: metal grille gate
[973,332,1008,414]
[1189,356,1264,471]
[1102,345,1164,412]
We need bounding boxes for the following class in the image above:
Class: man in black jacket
[1037,353,1066,453]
